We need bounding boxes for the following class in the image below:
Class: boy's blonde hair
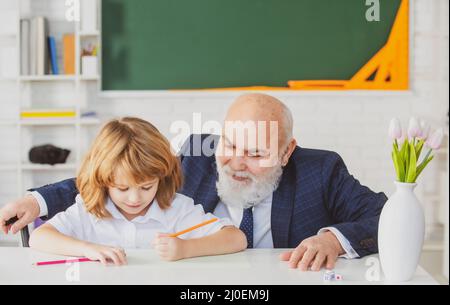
[76,117,183,219]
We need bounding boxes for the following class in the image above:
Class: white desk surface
[0,248,438,285]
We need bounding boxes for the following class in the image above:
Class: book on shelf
[63,34,75,75]
[21,109,77,119]
[21,17,50,76]
[36,17,49,75]
[29,18,36,75]
[48,36,59,75]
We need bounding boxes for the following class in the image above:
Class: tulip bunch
[389,117,444,183]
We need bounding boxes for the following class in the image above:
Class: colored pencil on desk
[33,257,96,266]
[169,218,218,237]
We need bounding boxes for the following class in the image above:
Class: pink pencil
[33,258,97,266]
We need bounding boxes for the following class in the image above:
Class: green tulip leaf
[406,142,417,183]
[415,155,434,182]
[415,139,425,161]
[404,141,410,181]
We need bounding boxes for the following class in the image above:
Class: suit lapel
[198,157,221,213]
[271,162,296,248]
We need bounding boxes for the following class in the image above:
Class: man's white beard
[215,157,283,209]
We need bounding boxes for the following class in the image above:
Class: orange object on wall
[288,0,410,91]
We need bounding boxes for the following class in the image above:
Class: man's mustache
[221,166,256,182]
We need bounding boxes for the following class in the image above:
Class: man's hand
[0,195,40,235]
[279,231,345,272]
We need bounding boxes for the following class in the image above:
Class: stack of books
[20,17,75,76]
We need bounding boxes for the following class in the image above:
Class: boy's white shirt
[47,193,232,249]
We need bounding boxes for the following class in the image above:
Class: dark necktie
[239,207,253,248]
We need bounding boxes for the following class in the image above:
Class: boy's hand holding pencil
[152,233,188,261]
[152,218,219,261]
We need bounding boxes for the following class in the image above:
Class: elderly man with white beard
[0,93,387,271]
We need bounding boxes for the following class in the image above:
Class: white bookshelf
[19,75,77,81]
[78,30,100,37]
[0,0,101,244]
[21,163,78,171]
[20,117,100,126]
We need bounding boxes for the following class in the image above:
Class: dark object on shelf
[29,144,71,165]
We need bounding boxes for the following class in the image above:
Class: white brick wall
[0,0,448,243]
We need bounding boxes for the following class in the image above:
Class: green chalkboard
[101,0,401,90]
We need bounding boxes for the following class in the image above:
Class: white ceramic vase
[378,182,425,282]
